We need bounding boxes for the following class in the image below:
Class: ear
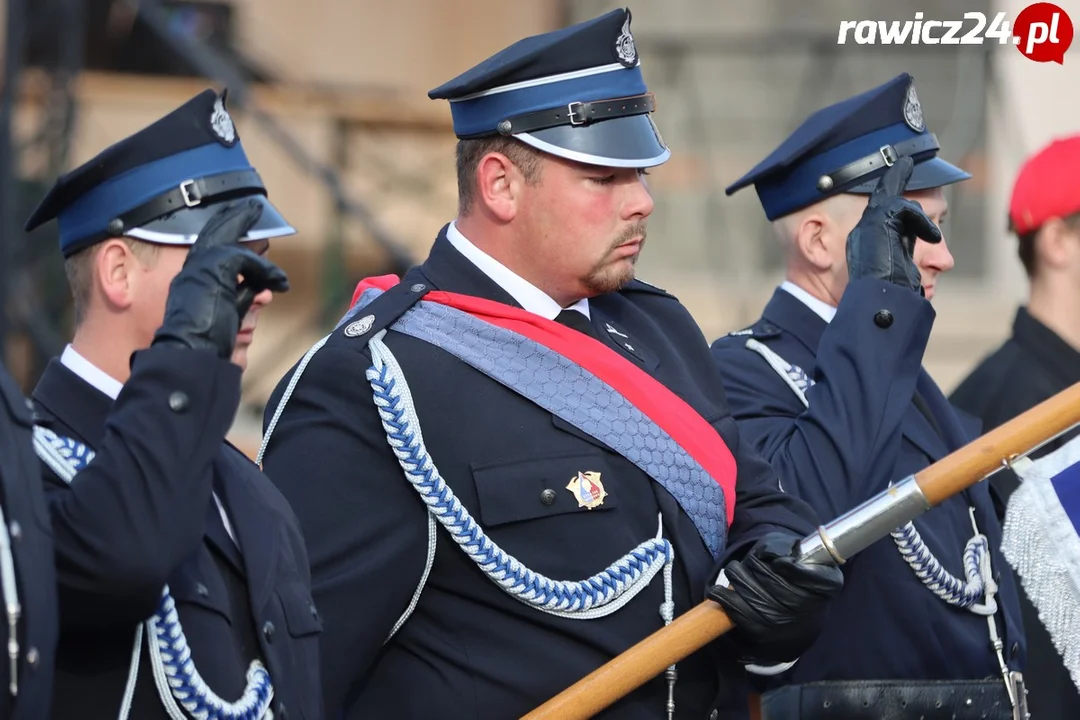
[1035,217,1072,271]
[95,239,137,311]
[792,212,833,271]
[475,152,522,222]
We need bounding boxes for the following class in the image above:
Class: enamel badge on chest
[567,471,607,509]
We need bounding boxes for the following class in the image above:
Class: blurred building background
[0,0,1076,456]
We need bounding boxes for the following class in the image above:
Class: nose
[919,234,955,275]
[623,173,654,220]
[251,288,274,310]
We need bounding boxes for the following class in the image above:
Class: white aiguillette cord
[0,500,19,697]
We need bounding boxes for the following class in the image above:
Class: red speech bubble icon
[1013,2,1074,64]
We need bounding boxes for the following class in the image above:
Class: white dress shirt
[445,221,590,320]
[780,280,837,323]
[59,344,238,545]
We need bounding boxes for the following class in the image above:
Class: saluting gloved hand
[845,155,943,295]
[151,199,290,359]
[707,532,843,665]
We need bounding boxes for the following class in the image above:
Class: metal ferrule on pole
[797,475,931,565]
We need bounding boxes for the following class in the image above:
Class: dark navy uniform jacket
[951,305,1080,719]
[710,280,1026,683]
[259,228,821,720]
[0,367,57,720]
[31,347,324,720]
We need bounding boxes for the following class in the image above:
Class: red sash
[353,276,737,526]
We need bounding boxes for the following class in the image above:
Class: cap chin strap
[816,133,940,193]
[478,92,656,138]
[103,169,267,239]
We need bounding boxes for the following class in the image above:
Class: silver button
[9,522,21,542]
[410,284,426,293]
[709,710,718,720]
[26,647,39,668]
[168,391,190,413]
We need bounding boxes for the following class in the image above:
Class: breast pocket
[168,559,234,625]
[469,453,652,583]
[472,453,619,527]
[276,580,323,718]
[278,581,323,639]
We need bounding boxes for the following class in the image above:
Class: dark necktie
[555,309,597,339]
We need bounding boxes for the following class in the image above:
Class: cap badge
[210,97,237,146]
[903,81,925,133]
[615,15,637,67]
[567,471,607,510]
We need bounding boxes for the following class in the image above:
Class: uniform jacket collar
[761,285,830,355]
[417,225,658,370]
[32,358,113,448]
[419,225,524,308]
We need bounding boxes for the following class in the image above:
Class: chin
[230,346,250,371]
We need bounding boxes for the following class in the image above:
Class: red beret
[1009,134,1080,236]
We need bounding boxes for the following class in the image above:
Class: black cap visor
[515,113,670,168]
[849,156,972,193]
[123,194,296,245]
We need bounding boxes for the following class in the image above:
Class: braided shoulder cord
[366,330,675,618]
[743,339,996,614]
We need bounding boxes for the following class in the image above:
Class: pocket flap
[168,566,233,623]
[472,453,617,527]
[278,582,323,638]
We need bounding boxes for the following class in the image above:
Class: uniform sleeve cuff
[745,659,798,675]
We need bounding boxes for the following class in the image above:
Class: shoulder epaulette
[336,269,430,347]
[621,278,676,299]
[725,321,782,340]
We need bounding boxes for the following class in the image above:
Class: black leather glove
[708,532,843,665]
[151,199,290,359]
[845,156,943,295]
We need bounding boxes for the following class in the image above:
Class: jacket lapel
[213,446,279,609]
[590,306,660,372]
[900,372,959,462]
[205,491,246,576]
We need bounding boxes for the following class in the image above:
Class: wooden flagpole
[521,381,1080,720]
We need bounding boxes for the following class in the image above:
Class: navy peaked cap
[726,73,971,221]
[25,89,296,257]
[428,8,669,169]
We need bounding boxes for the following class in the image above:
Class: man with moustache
[248,10,922,720]
[21,89,323,719]
[712,74,1027,719]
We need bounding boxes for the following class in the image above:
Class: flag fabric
[1001,433,1080,691]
